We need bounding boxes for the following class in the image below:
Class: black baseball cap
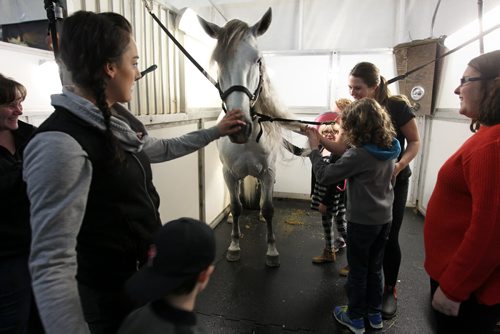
[126,217,215,304]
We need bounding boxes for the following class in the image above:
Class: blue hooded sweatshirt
[309,138,400,225]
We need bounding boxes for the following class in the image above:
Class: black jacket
[0,120,36,259]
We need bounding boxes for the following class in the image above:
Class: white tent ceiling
[158,0,252,11]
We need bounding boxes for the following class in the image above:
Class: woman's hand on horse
[217,109,246,136]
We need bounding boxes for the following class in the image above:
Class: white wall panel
[264,53,332,107]
[418,119,472,213]
[203,119,228,223]
[274,122,312,199]
[149,123,201,223]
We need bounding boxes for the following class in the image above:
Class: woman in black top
[0,73,43,333]
[348,62,421,319]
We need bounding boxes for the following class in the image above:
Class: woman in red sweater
[424,50,500,333]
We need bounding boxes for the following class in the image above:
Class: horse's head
[199,8,272,144]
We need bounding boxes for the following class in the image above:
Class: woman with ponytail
[347,62,421,319]
[23,11,244,334]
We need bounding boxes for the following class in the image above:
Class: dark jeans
[430,279,500,334]
[0,256,44,334]
[346,222,390,319]
[383,174,410,287]
[78,283,137,334]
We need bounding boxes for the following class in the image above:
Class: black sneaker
[382,286,397,319]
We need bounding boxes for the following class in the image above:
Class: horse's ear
[251,7,272,37]
[198,15,222,39]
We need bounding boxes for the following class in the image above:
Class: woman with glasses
[424,50,500,334]
[0,74,43,333]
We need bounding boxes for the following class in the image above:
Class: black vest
[34,107,162,289]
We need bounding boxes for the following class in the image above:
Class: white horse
[199,8,303,267]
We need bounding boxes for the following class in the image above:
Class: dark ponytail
[60,11,132,164]
[93,79,125,163]
[375,75,391,108]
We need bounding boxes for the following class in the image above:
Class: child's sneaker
[312,248,336,264]
[339,265,350,277]
[367,312,383,329]
[333,305,365,334]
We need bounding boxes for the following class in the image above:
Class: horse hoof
[226,250,240,262]
[266,255,280,267]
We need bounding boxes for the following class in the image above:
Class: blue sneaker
[367,312,383,329]
[333,305,365,334]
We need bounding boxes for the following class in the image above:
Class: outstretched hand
[303,126,321,149]
[217,109,246,137]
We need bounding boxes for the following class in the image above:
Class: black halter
[218,60,264,118]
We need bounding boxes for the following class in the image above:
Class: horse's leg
[260,169,279,267]
[224,169,242,262]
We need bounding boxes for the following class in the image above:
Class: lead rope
[142,0,219,89]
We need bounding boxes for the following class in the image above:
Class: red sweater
[424,124,500,305]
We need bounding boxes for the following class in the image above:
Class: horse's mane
[211,20,249,63]
[256,62,298,145]
[211,19,300,149]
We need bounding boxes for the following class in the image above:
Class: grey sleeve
[309,148,359,185]
[23,132,92,334]
[142,126,220,163]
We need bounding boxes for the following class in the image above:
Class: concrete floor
[196,198,436,333]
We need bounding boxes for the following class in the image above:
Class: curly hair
[60,11,133,163]
[334,98,352,112]
[341,98,396,148]
[0,73,26,104]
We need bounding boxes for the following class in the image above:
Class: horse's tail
[282,139,311,157]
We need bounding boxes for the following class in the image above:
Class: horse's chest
[219,142,275,178]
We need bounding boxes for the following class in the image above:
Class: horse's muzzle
[229,121,252,144]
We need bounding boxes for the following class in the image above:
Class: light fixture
[175,7,216,46]
[36,58,62,94]
[176,8,197,33]
[444,5,500,51]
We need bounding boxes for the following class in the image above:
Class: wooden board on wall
[394,38,445,116]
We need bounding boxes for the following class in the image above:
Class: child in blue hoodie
[306,98,400,334]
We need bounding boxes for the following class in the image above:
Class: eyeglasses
[321,129,339,135]
[459,76,491,86]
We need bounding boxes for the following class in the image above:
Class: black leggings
[383,174,409,287]
[430,278,500,334]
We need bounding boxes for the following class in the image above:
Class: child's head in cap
[126,217,216,304]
